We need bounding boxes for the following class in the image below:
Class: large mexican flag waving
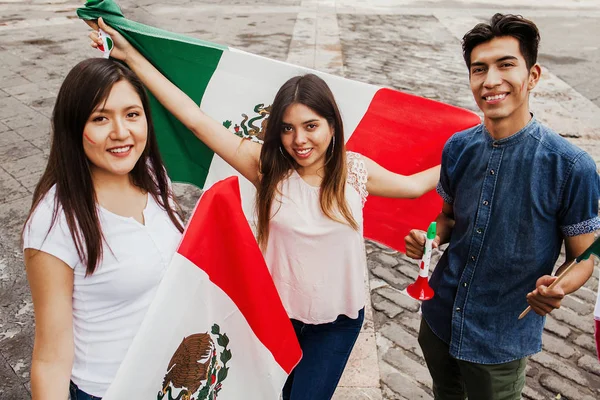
[103,177,302,400]
[78,0,481,252]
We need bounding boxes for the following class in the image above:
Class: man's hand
[526,275,565,316]
[404,229,440,260]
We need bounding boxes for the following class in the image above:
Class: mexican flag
[103,177,302,400]
[77,0,481,252]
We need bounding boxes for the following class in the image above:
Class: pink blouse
[263,152,368,323]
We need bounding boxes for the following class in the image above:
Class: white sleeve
[23,195,80,269]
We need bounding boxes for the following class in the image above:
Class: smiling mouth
[294,148,313,158]
[107,145,133,154]
[484,93,508,102]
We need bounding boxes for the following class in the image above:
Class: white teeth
[485,93,507,101]
[108,146,131,153]
[296,148,311,155]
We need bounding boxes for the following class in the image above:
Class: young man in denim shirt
[405,13,600,400]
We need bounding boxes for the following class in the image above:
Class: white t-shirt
[23,185,182,397]
[263,152,368,324]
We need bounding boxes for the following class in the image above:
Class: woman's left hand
[86,17,133,62]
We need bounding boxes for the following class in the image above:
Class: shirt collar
[483,114,538,148]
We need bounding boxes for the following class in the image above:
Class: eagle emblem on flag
[158,324,232,400]
[223,103,271,143]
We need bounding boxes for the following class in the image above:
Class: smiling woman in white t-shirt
[22,58,184,400]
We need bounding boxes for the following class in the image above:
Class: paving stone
[0,131,22,147]
[383,347,432,388]
[0,196,32,249]
[0,331,33,384]
[395,260,420,281]
[368,258,412,289]
[2,154,47,179]
[376,287,420,313]
[3,83,53,105]
[539,373,596,400]
[369,277,389,291]
[0,353,22,400]
[542,332,577,359]
[332,387,383,400]
[379,322,423,358]
[13,125,51,142]
[584,275,599,292]
[372,293,404,319]
[0,97,31,119]
[0,120,9,133]
[551,307,595,334]
[561,295,594,316]
[522,385,549,400]
[18,171,44,191]
[380,368,433,400]
[0,140,42,164]
[574,333,598,353]
[526,363,540,378]
[398,313,421,335]
[578,354,600,377]
[572,285,599,305]
[531,352,589,386]
[370,252,400,268]
[338,332,380,388]
[1,112,48,131]
[543,314,572,338]
[0,168,29,204]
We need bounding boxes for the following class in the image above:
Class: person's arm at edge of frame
[25,249,74,400]
[404,201,455,260]
[526,232,596,316]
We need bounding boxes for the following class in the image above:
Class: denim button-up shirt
[422,117,600,364]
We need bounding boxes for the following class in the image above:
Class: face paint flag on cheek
[97,29,114,59]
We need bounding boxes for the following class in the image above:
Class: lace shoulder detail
[346,151,368,207]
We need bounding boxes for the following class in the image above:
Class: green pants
[418,319,527,400]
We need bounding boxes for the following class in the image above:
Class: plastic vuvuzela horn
[407,222,436,301]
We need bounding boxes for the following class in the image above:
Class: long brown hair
[24,58,184,275]
[256,74,358,248]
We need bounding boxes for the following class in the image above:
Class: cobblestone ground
[1,1,600,399]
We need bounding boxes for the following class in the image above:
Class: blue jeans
[282,308,365,400]
[69,381,101,400]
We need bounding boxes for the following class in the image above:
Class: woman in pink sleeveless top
[89,19,440,400]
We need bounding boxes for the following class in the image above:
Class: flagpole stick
[518,258,578,320]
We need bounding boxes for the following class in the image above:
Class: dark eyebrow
[92,104,143,114]
[470,56,519,69]
[470,61,487,68]
[282,119,320,125]
[496,56,518,63]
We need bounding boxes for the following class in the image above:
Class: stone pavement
[1,0,600,399]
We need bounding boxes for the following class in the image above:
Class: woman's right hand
[86,17,133,62]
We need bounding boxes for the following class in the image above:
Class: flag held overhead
[77,0,481,254]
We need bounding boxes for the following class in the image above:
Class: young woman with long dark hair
[88,18,440,400]
[23,58,184,400]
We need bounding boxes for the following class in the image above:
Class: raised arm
[25,249,74,400]
[363,155,441,199]
[88,18,261,186]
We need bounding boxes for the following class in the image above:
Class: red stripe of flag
[346,88,481,252]
[177,176,302,374]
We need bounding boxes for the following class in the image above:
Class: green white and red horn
[97,29,114,59]
[406,222,436,301]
